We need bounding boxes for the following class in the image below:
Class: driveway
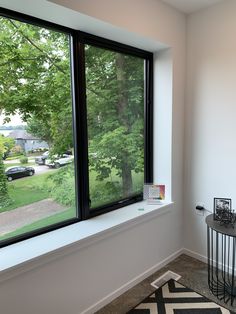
[34,165,55,175]
[0,199,66,236]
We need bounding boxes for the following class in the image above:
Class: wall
[0,0,186,313]
[49,0,184,48]
[184,0,236,259]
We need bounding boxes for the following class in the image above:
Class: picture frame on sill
[143,184,165,204]
[214,197,231,220]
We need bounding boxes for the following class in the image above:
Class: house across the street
[7,130,49,152]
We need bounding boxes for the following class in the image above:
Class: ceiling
[162,0,225,14]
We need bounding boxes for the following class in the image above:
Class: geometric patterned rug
[127,279,235,314]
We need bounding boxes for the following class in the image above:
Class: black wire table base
[206,214,236,306]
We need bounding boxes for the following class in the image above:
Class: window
[0,9,77,246]
[86,44,145,209]
[0,8,153,247]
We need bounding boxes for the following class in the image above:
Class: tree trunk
[121,159,133,197]
[116,54,133,197]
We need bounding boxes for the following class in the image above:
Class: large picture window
[0,8,153,247]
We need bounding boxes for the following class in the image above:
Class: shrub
[48,164,75,207]
[10,145,23,156]
[90,180,122,208]
[0,157,12,208]
[20,156,28,164]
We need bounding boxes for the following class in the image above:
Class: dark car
[5,166,35,181]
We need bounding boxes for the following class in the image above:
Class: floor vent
[151,270,181,289]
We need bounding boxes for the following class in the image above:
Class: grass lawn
[1,172,52,213]
[0,207,76,241]
[89,168,144,208]
[0,165,143,241]
[5,152,41,160]
[5,155,24,161]
[2,164,143,212]
[4,162,35,170]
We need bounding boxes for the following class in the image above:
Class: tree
[0,16,74,209]
[0,135,14,206]
[0,16,73,155]
[0,15,145,206]
[86,46,144,198]
[26,114,52,147]
[2,136,15,159]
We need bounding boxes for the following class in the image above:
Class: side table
[206,214,236,305]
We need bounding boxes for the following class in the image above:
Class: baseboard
[182,248,207,264]
[81,248,184,314]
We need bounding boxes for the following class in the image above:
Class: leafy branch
[9,19,66,74]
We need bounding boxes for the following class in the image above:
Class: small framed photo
[214,197,231,220]
[143,184,165,204]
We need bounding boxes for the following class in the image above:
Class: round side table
[206,214,236,306]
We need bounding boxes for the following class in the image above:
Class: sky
[0,111,25,126]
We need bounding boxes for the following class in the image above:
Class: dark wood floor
[96,254,235,313]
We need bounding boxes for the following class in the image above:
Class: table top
[206,214,236,237]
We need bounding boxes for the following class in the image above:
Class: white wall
[0,0,186,313]
[49,0,184,48]
[184,0,236,258]
[154,49,173,201]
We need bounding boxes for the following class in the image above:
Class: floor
[96,254,235,314]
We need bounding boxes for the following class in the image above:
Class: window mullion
[144,57,154,184]
[75,36,90,220]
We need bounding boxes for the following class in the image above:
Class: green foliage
[86,45,145,197]
[5,154,24,160]
[0,16,73,155]
[47,165,75,207]
[10,145,23,156]
[1,172,51,212]
[90,180,122,208]
[1,136,15,159]
[0,156,11,207]
[0,136,13,206]
[0,135,15,156]
[26,115,52,146]
[0,16,145,210]
[19,156,28,164]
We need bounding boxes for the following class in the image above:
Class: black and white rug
[128,279,235,314]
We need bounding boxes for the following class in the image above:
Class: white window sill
[0,200,173,281]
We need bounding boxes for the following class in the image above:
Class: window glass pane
[85,45,145,208]
[0,15,76,242]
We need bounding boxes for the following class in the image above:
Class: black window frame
[0,7,153,248]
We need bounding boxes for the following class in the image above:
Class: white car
[45,154,74,168]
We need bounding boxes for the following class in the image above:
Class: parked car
[35,151,49,165]
[45,154,74,168]
[5,166,35,181]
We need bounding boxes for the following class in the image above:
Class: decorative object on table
[214,198,231,219]
[143,184,165,204]
[218,209,236,227]
[213,197,235,227]
[128,278,235,313]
